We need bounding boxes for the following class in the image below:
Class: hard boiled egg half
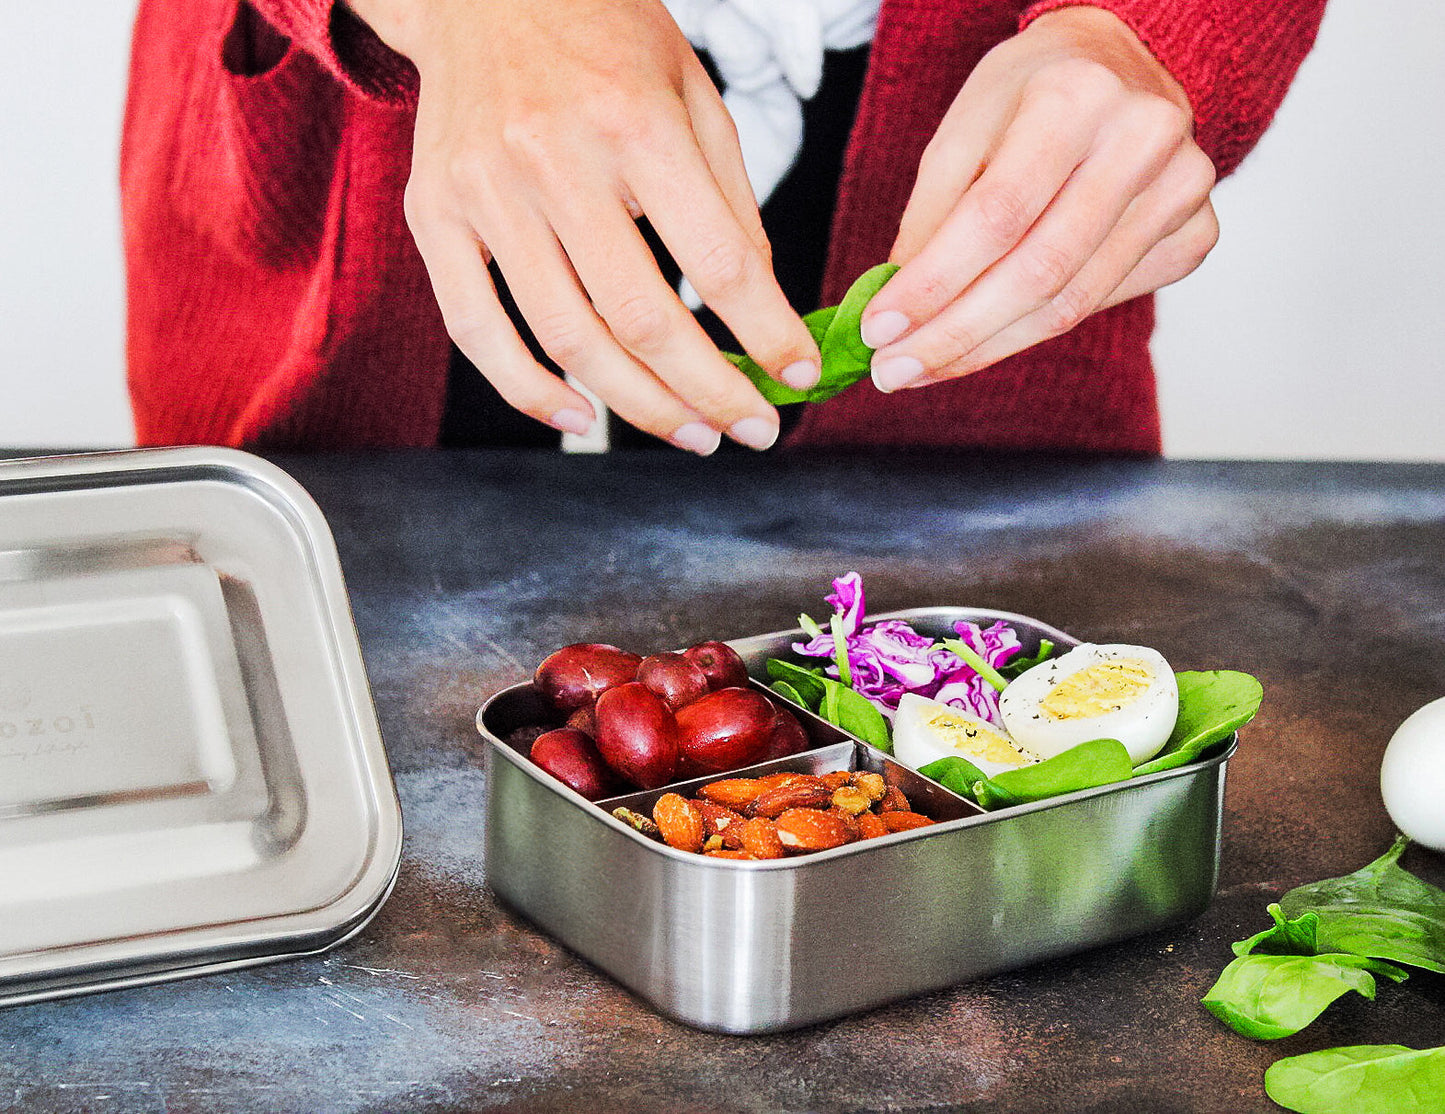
[999,644,1178,765]
[892,693,1037,776]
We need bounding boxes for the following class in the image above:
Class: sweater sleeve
[1019,0,1327,177]
[242,0,418,106]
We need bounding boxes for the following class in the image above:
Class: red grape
[675,686,775,773]
[530,728,616,800]
[683,641,749,691]
[565,704,597,738]
[534,643,641,713]
[761,707,811,761]
[594,682,680,789]
[636,652,711,711]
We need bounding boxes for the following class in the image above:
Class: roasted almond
[653,793,706,853]
[774,807,854,853]
[821,770,853,790]
[695,799,745,838]
[705,849,757,860]
[876,785,910,813]
[757,771,812,789]
[698,778,769,810]
[879,810,934,833]
[850,771,887,802]
[831,785,873,816]
[856,812,888,840]
[750,780,833,818]
[737,817,786,859]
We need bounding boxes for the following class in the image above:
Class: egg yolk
[1039,659,1154,721]
[924,708,1031,767]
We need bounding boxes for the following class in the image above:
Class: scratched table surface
[4,450,1443,1114]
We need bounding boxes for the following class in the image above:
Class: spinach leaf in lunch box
[1263,1043,1445,1114]
[769,680,809,708]
[1277,835,1445,975]
[765,659,827,709]
[918,755,989,802]
[972,738,1134,810]
[1233,904,1323,958]
[1201,953,1409,1041]
[819,677,892,753]
[1131,670,1264,776]
[722,264,899,405]
[998,638,1056,681]
[764,655,890,750]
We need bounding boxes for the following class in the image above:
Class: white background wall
[1,1,1441,459]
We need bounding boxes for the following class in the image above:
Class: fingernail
[861,310,909,349]
[549,408,593,436]
[780,359,820,390]
[871,355,925,393]
[671,421,722,456]
[728,416,779,451]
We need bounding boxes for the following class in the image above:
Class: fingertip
[728,415,779,451]
[670,421,722,456]
[780,359,820,390]
[549,407,595,436]
[871,354,926,393]
[861,310,910,350]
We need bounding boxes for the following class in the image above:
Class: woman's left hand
[860,6,1220,392]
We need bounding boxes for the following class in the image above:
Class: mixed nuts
[614,769,935,859]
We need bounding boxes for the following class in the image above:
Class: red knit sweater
[122,0,1324,452]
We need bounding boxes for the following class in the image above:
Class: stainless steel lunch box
[479,609,1234,1034]
[0,449,402,1006]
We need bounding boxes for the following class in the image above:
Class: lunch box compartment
[599,742,982,831]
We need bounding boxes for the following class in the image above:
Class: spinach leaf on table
[1132,670,1263,776]
[1278,835,1445,974]
[1233,903,1322,958]
[722,263,900,404]
[1264,1044,1445,1114]
[1201,953,1409,1040]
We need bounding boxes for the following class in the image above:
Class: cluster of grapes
[528,641,810,799]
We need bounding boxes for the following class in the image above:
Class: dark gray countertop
[4,450,1444,1113]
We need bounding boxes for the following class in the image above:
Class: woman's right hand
[347,0,820,452]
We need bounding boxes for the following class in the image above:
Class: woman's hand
[860,7,1219,392]
[351,0,820,452]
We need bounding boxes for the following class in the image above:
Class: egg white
[892,693,1037,776]
[998,643,1178,765]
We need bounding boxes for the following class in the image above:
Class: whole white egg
[1380,695,1445,852]
[999,643,1179,764]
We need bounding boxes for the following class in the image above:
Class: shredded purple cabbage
[792,572,1022,724]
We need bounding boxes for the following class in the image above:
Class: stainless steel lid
[0,448,402,1005]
